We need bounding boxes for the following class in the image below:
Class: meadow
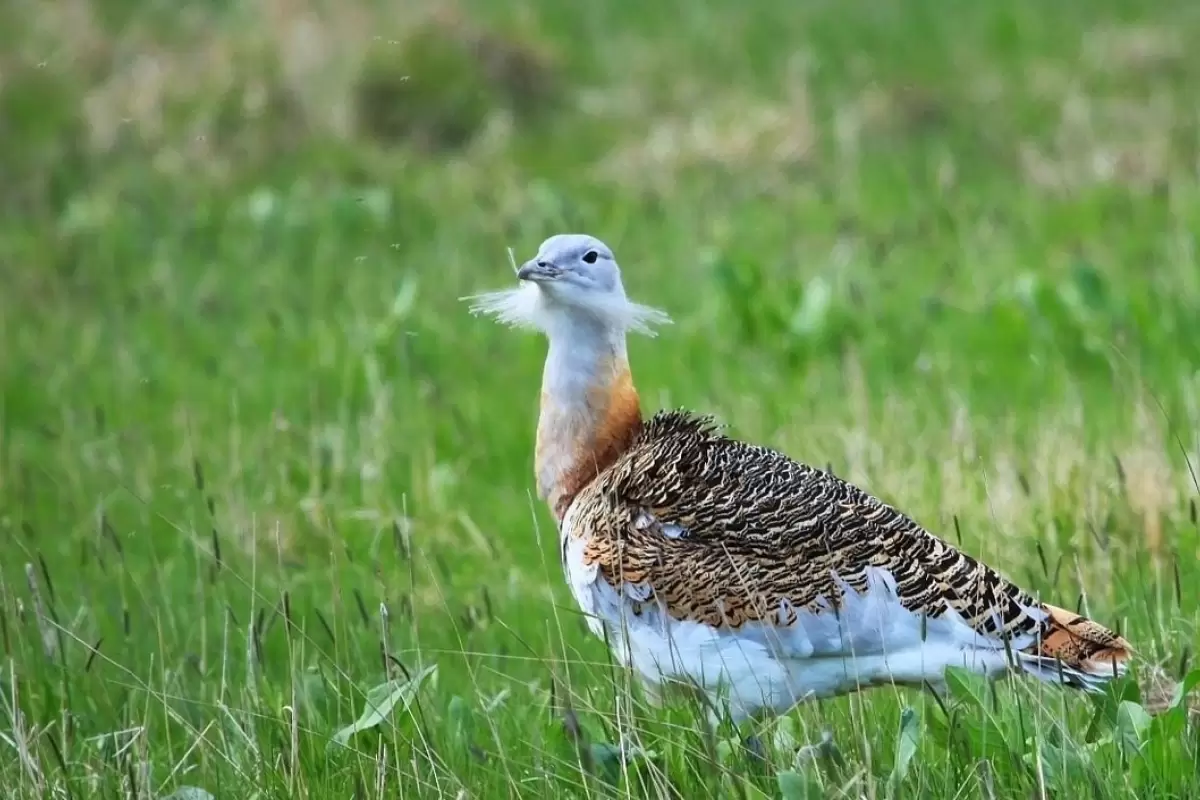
[3,0,1200,796]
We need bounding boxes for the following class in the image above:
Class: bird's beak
[517,259,560,283]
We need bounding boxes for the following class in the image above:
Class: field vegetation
[3,0,1200,796]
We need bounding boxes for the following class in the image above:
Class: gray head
[466,233,671,337]
[516,234,623,307]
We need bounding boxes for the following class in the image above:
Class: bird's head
[465,233,671,338]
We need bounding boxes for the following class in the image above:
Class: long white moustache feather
[463,283,546,332]
[462,282,672,337]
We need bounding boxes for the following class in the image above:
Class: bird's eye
[582,250,598,264]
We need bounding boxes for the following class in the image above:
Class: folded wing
[568,410,1130,687]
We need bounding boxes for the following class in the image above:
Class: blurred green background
[2,0,1200,796]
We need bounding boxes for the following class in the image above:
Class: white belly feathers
[558,502,1034,723]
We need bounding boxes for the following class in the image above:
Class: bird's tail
[1017,603,1133,692]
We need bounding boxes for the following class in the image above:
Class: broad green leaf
[589,741,657,763]
[1114,700,1152,757]
[1085,674,1142,743]
[331,664,437,747]
[1028,737,1092,792]
[768,715,800,753]
[777,768,822,800]
[447,694,472,745]
[889,706,921,788]
[716,737,738,766]
[1170,668,1200,710]
[588,741,657,784]
[724,772,772,799]
[927,707,1013,763]
[161,789,216,800]
[943,667,989,709]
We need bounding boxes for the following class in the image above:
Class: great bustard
[467,233,1131,746]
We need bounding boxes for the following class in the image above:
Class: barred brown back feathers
[568,410,1132,683]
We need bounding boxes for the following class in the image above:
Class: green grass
[3,0,1200,796]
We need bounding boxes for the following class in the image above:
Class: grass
[3,0,1200,796]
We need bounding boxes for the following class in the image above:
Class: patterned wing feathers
[569,410,1130,679]
[1033,603,1132,675]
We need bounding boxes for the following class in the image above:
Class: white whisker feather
[463,282,672,337]
[462,284,545,332]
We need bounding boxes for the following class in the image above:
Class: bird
[465,232,1132,748]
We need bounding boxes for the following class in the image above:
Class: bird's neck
[535,319,643,523]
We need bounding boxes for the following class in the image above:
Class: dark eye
[582,250,598,264]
